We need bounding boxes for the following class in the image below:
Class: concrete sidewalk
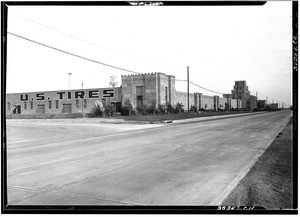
[171,112,266,124]
[86,111,266,125]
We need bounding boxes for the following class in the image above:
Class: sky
[6,2,293,106]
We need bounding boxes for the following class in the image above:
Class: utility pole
[256,91,258,108]
[187,66,190,117]
[69,73,72,90]
[132,75,134,111]
[82,82,84,118]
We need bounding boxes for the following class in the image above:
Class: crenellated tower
[121,72,175,108]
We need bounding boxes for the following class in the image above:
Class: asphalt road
[6,110,292,205]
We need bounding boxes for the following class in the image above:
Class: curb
[171,112,266,124]
[8,111,276,125]
[92,112,266,125]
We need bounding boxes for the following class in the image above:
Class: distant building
[257,100,267,110]
[231,81,251,109]
[223,94,232,99]
[249,95,257,110]
[269,103,279,110]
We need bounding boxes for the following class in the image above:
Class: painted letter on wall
[36,93,45,100]
[89,90,99,98]
[103,89,114,98]
[75,91,84,99]
[20,94,28,101]
[57,92,65,99]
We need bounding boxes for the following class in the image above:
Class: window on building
[102,98,106,106]
[84,99,87,108]
[165,87,168,104]
[55,100,59,109]
[136,86,143,107]
[76,100,79,108]
[49,101,52,109]
[24,102,27,110]
[7,102,10,110]
[30,101,33,109]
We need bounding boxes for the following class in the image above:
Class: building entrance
[137,96,143,107]
[136,86,143,107]
[116,102,121,112]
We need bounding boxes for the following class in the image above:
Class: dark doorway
[136,86,143,108]
[137,96,143,108]
[116,102,121,112]
[110,102,120,112]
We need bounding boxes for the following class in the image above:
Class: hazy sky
[6,2,292,106]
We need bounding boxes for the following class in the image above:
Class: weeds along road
[6,110,292,205]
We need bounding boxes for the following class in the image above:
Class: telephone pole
[69,73,72,90]
[82,82,84,118]
[187,66,190,117]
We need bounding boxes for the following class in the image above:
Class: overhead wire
[8,31,225,95]
[11,12,185,71]
[11,12,101,49]
[8,31,141,75]
[189,81,225,95]
[175,79,187,82]
[175,79,225,95]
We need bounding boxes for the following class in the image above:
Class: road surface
[5,110,291,205]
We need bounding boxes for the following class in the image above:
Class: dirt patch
[221,118,294,209]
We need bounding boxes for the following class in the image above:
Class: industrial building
[226,80,257,110]
[257,100,267,110]
[269,103,279,110]
[6,72,250,117]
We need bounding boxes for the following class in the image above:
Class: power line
[175,79,187,82]
[189,81,225,94]
[11,12,185,70]
[8,32,226,95]
[176,79,224,95]
[12,12,98,48]
[8,31,141,74]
